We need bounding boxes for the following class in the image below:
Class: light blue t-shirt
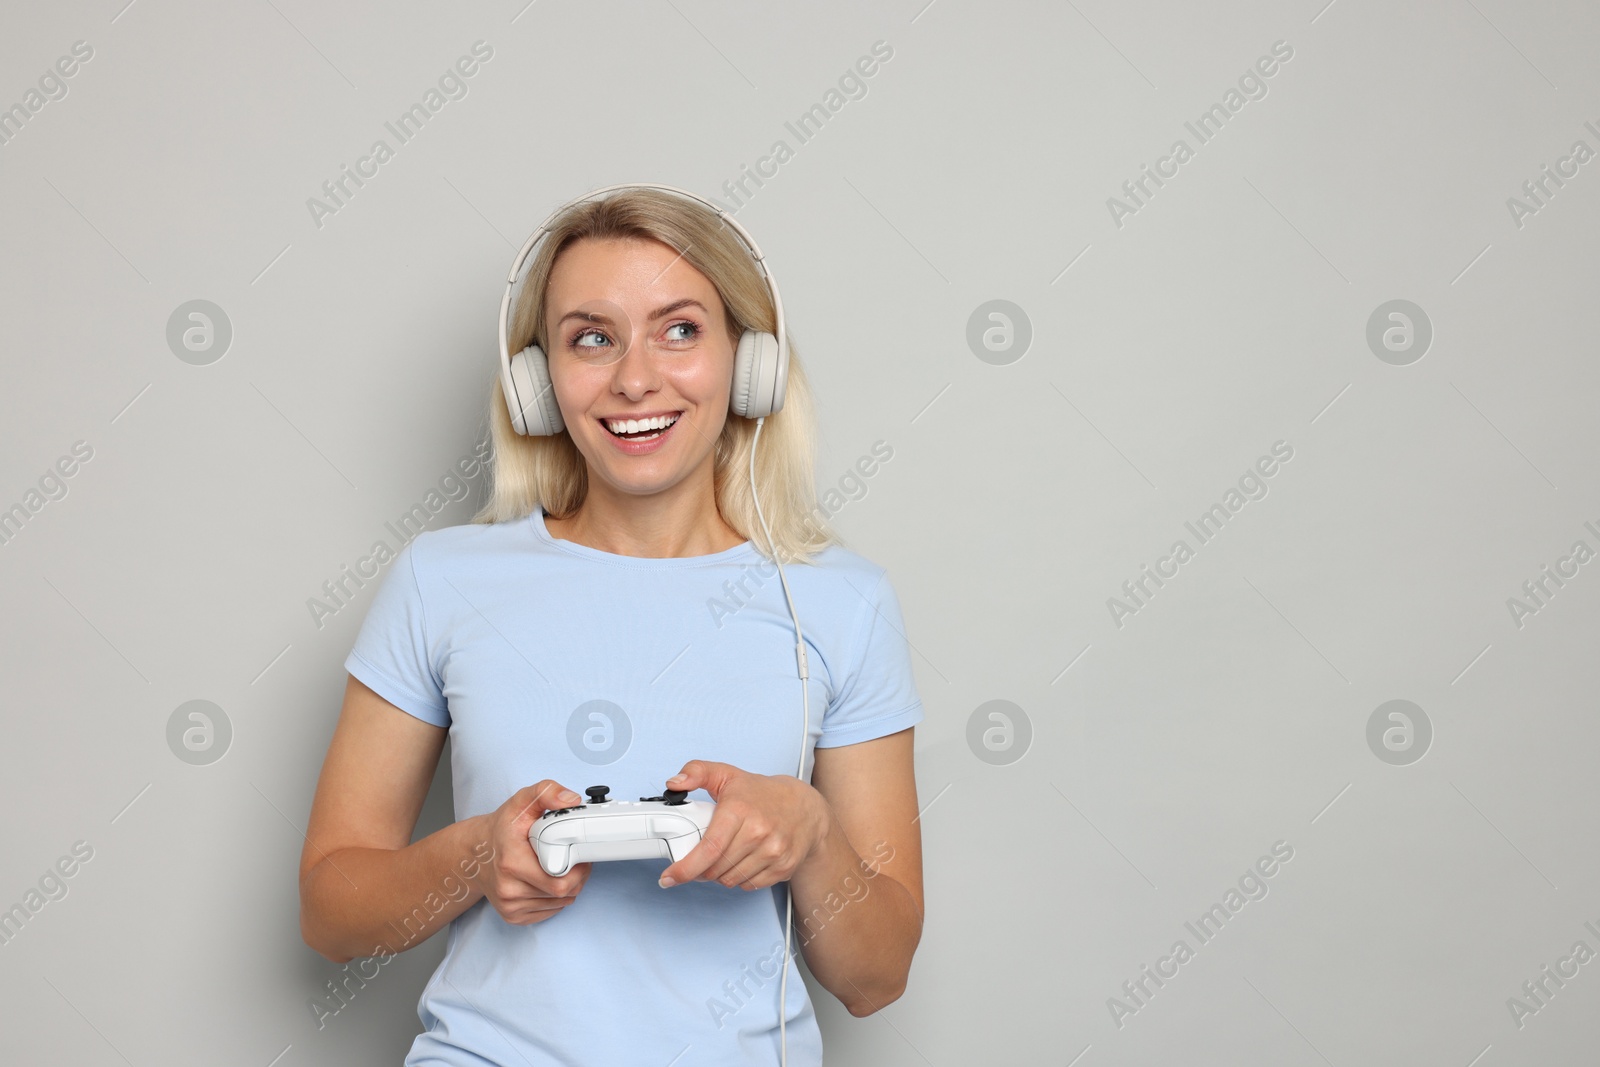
[342,505,924,1066]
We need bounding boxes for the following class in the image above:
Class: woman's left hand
[657,760,832,891]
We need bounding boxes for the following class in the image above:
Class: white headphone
[497,181,791,436]
[496,183,812,1066]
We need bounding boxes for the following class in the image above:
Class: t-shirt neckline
[529,505,760,569]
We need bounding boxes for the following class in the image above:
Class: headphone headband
[497,182,787,435]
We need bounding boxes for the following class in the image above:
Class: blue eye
[572,328,610,349]
[665,321,701,342]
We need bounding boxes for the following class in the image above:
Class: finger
[540,864,591,898]
[510,781,582,829]
[732,863,780,891]
[665,760,735,799]
[494,854,581,900]
[710,853,773,888]
[503,896,577,922]
[714,854,771,890]
[702,830,779,887]
[499,853,588,898]
[497,850,560,888]
[506,877,578,902]
[499,879,582,911]
[660,813,742,887]
[523,899,581,924]
[505,897,577,924]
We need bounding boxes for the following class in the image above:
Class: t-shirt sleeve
[818,570,925,748]
[343,539,450,728]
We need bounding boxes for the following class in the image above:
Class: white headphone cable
[748,415,808,1067]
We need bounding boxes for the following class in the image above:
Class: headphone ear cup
[507,345,565,436]
[731,330,787,419]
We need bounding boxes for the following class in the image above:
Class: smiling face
[542,235,737,501]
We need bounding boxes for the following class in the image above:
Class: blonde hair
[469,187,839,563]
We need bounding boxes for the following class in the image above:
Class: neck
[550,465,746,558]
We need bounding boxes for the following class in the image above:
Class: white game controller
[530,785,716,877]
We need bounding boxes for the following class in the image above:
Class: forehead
[545,236,719,308]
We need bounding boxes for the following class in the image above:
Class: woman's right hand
[472,780,592,925]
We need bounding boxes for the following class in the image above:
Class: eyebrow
[554,298,706,328]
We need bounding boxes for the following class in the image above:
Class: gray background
[2,0,1597,1064]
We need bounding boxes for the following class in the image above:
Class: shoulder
[796,542,886,587]
[405,518,525,560]
[397,518,532,587]
[784,543,901,629]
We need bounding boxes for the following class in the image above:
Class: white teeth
[606,413,679,435]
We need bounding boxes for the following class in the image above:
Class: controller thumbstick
[662,788,688,805]
[585,785,611,804]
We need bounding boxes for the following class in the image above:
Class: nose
[607,334,662,401]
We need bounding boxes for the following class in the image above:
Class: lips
[596,413,680,454]
[602,414,680,439]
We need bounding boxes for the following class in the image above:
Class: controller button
[662,788,688,805]
[585,786,611,804]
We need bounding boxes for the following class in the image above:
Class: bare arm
[660,729,925,1015]
[789,727,924,1016]
[299,675,589,964]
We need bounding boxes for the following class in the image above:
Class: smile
[601,412,681,440]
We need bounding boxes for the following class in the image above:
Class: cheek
[551,364,602,411]
[680,351,734,401]
[700,367,732,403]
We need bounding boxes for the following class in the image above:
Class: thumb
[510,781,582,829]
[666,760,730,798]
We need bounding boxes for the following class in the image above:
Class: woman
[298,184,925,1066]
